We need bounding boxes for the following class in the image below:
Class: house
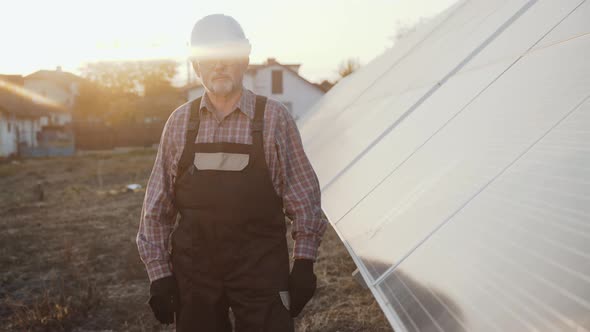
[1,75,41,157]
[24,66,82,126]
[185,58,325,121]
[0,74,74,158]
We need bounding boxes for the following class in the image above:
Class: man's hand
[288,259,317,317]
[148,275,179,324]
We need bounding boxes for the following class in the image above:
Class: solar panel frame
[300,0,590,330]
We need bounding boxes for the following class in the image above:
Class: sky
[0,0,458,85]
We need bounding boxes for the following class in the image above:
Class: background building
[0,70,75,158]
[24,66,81,127]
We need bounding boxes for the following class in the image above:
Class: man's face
[193,56,249,97]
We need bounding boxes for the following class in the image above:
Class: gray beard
[207,79,235,97]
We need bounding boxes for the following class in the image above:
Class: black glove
[148,275,179,325]
[288,259,317,317]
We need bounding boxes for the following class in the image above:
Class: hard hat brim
[189,41,251,60]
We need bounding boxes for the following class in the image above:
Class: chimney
[56,66,62,72]
[267,58,277,65]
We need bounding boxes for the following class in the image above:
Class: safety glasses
[195,57,247,69]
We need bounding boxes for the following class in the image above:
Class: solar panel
[300,0,590,330]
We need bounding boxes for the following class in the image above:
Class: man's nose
[213,61,228,70]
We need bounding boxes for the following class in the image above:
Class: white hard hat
[189,14,251,59]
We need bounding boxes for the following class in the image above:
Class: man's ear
[191,59,202,78]
[240,56,250,71]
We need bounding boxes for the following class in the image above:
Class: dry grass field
[0,148,391,331]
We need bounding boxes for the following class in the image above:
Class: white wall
[0,113,17,157]
[252,65,324,121]
[243,75,255,91]
[19,118,37,147]
[39,112,71,127]
[25,80,77,108]
[0,114,40,157]
[53,112,71,126]
[24,79,76,126]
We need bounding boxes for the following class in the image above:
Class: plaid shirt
[137,88,328,281]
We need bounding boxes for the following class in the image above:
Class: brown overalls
[172,95,294,332]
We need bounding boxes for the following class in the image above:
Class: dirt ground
[0,148,391,331]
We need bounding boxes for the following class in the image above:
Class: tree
[137,60,178,97]
[337,57,361,80]
[80,61,140,97]
[77,59,179,124]
[73,79,109,121]
[80,59,178,97]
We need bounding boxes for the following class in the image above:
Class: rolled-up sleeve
[276,106,328,261]
[137,108,184,282]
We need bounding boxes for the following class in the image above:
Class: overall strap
[176,97,202,179]
[251,95,268,168]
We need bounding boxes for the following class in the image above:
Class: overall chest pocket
[194,152,250,171]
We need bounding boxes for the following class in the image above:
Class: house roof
[0,90,22,115]
[26,68,82,82]
[25,68,84,91]
[0,91,54,118]
[261,59,325,93]
[0,74,61,117]
[246,58,301,75]
[0,75,24,86]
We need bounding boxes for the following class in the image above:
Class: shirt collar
[198,87,256,120]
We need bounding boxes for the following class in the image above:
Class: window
[272,70,283,94]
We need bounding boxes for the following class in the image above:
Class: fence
[74,121,165,150]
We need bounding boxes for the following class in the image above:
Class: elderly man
[136,14,327,331]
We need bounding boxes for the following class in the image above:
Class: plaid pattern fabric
[137,88,328,281]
